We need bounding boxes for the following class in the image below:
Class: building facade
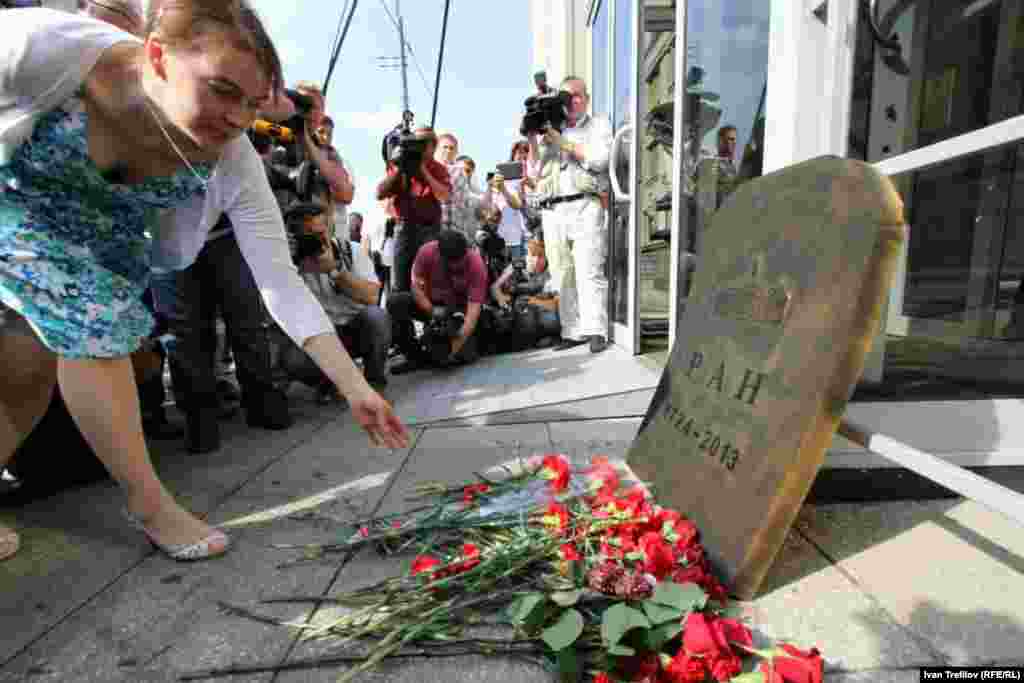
[529,0,1024,471]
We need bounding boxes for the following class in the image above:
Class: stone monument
[628,156,906,599]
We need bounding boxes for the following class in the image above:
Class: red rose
[559,543,582,561]
[540,454,571,493]
[410,554,441,577]
[759,644,823,683]
[638,531,676,579]
[663,653,706,683]
[683,613,752,657]
[707,652,742,681]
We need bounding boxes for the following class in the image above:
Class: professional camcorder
[475,226,508,285]
[520,90,572,137]
[382,111,429,176]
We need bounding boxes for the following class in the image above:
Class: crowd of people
[0,0,620,565]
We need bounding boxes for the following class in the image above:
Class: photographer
[387,230,488,374]
[290,82,355,208]
[526,76,612,354]
[280,206,391,400]
[487,239,560,352]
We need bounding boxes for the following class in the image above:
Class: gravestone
[627,156,905,600]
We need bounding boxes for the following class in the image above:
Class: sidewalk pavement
[2,354,1024,682]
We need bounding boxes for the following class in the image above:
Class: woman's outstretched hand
[349,389,410,449]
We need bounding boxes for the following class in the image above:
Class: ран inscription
[684,350,767,408]
[661,400,741,471]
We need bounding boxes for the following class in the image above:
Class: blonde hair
[145,0,283,93]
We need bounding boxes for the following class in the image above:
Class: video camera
[520,90,572,137]
[382,111,429,176]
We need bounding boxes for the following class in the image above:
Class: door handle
[610,123,633,202]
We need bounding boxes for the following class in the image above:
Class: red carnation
[707,652,743,682]
[683,613,752,657]
[462,483,491,506]
[663,653,706,683]
[410,554,441,577]
[539,454,571,493]
[586,455,620,497]
[759,644,824,683]
[638,531,676,579]
[450,543,481,574]
[540,501,571,536]
[559,543,582,561]
[593,673,614,683]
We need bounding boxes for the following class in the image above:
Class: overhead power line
[323,0,359,97]
[377,0,433,102]
[431,0,452,127]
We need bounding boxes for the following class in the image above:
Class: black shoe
[245,389,294,430]
[554,338,587,352]
[391,358,426,375]
[589,335,608,354]
[217,379,241,403]
[185,410,221,455]
[142,409,185,440]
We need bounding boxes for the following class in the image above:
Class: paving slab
[795,500,1024,666]
[373,424,554,517]
[0,517,339,683]
[548,418,643,462]
[432,389,654,428]
[0,481,150,665]
[828,671,922,683]
[746,526,939,672]
[393,347,659,425]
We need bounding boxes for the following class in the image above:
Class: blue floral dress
[0,97,210,358]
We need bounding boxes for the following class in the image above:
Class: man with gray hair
[527,75,612,353]
[78,0,143,35]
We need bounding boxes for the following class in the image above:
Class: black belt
[539,193,597,210]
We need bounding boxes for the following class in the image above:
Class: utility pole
[397,0,410,116]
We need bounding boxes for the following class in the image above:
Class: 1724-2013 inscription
[660,398,742,472]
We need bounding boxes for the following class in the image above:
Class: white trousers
[542,200,609,340]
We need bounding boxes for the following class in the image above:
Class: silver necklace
[143,96,209,189]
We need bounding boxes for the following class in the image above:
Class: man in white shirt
[527,76,612,354]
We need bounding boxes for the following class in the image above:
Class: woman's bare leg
[57,356,225,550]
[0,324,58,559]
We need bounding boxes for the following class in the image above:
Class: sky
[247,0,532,240]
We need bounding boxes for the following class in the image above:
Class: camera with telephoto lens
[421,306,464,366]
[250,89,328,203]
[520,90,573,137]
[282,203,327,266]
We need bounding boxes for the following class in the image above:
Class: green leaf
[716,604,745,620]
[542,608,585,651]
[651,581,708,612]
[644,621,684,651]
[550,589,583,607]
[505,593,546,626]
[728,673,767,683]
[601,603,651,647]
[556,648,583,683]
[641,600,685,625]
[607,643,636,656]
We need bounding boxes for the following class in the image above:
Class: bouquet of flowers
[198,454,823,683]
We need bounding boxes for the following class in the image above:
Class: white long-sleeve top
[0,8,333,347]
